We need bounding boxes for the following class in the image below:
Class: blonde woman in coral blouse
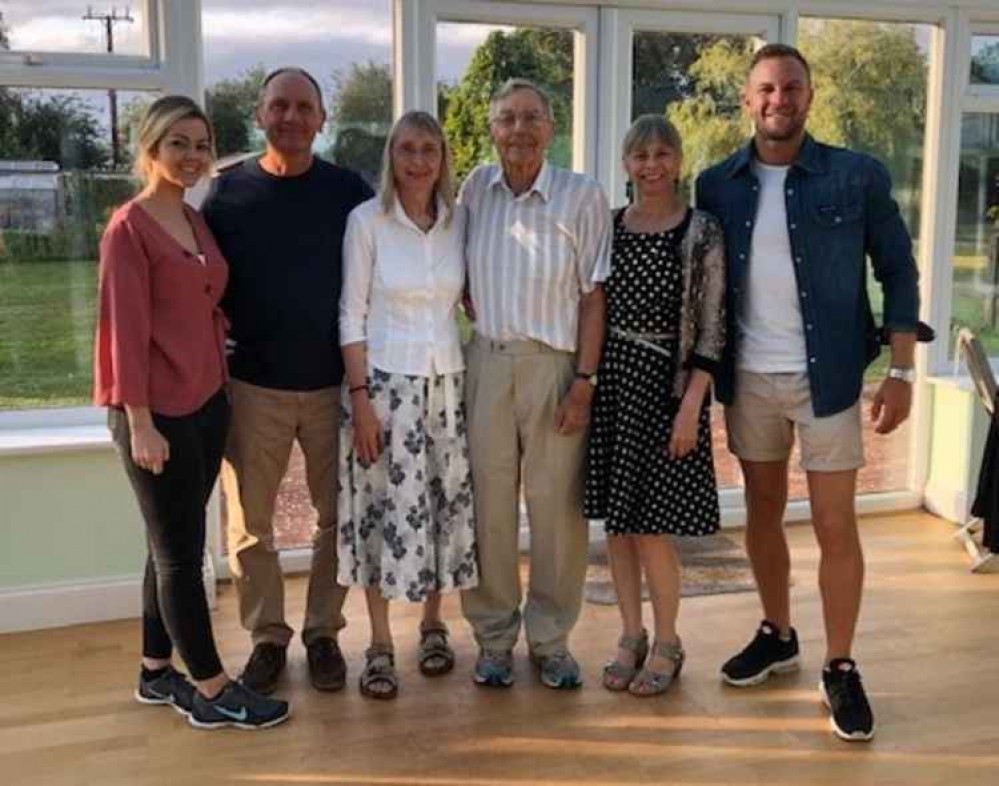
[95,95,287,730]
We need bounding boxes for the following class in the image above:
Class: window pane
[795,19,930,495]
[950,113,999,356]
[971,35,999,87]
[437,22,575,183]
[202,0,394,551]
[0,3,148,57]
[202,0,393,187]
[0,87,151,410]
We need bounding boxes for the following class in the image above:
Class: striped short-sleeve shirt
[460,162,612,352]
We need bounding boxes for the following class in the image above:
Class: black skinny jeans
[109,389,229,681]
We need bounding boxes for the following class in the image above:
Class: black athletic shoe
[240,642,287,695]
[134,666,196,716]
[721,620,801,686]
[189,681,290,730]
[821,658,875,742]
[306,637,347,692]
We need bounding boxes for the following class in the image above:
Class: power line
[82,6,134,169]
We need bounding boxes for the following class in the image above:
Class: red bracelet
[349,384,369,395]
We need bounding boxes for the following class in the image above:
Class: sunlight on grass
[0,261,97,409]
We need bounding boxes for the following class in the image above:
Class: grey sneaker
[472,648,514,688]
[189,680,290,730]
[135,666,196,716]
[530,648,582,690]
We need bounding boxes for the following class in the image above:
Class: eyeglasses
[490,111,551,129]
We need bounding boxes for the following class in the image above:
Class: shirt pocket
[809,177,863,229]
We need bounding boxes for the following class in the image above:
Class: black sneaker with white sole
[189,681,290,730]
[134,666,196,716]
[820,658,875,742]
[721,620,801,686]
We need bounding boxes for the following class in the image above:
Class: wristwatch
[887,366,916,383]
[575,370,598,387]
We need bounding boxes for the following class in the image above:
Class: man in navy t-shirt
[202,67,372,696]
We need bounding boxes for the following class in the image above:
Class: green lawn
[0,261,97,409]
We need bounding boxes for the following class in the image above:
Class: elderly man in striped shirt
[460,78,612,689]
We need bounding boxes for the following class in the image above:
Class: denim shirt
[695,135,919,417]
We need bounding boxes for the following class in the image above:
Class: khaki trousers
[461,336,589,656]
[222,379,347,647]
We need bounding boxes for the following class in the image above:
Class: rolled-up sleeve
[96,218,152,406]
[339,207,375,346]
[575,182,612,291]
[864,158,919,333]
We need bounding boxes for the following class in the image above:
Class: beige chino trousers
[461,336,589,657]
[222,379,348,647]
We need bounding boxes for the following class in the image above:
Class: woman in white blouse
[339,111,478,699]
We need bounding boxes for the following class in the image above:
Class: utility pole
[83,6,134,169]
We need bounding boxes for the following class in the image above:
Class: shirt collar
[489,160,552,202]
[390,194,447,233]
[724,133,823,178]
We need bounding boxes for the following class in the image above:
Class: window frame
[0,0,204,430]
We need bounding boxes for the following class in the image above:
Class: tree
[331,60,392,127]
[0,92,108,170]
[324,60,392,183]
[0,11,10,50]
[667,39,753,183]
[443,28,573,181]
[205,65,267,159]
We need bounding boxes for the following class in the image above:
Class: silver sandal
[602,629,649,692]
[629,638,684,697]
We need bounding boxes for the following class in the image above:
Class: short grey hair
[489,78,554,122]
[622,114,683,159]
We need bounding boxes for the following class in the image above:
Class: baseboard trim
[0,575,142,634]
[923,482,970,524]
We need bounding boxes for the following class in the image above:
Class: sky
[1,0,499,86]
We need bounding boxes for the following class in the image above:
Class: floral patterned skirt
[337,368,478,601]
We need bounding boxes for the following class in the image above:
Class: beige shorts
[725,370,864,472]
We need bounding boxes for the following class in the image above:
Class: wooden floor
[2,511,998,786]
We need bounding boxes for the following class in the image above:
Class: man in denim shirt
[697,44,919,742]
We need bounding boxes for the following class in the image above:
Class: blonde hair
[622,114,683,159]
[378,111,455,227]
[133,95,214,185]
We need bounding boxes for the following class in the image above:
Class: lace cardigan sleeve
[690,210,726,370]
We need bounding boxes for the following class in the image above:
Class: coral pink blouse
[93,200,228,416]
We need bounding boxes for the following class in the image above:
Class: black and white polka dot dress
[584,207,720,537]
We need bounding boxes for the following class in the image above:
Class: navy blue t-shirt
[202,157,373,390]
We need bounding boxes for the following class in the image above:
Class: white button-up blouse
[339,195,466,377]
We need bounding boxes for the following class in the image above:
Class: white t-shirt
[737,161,808,373]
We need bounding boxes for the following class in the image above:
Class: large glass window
[950,113,999,354]
[201,0,395,551]
[436,22,575,183]
[0,86,151,410]
[0,3,148,57]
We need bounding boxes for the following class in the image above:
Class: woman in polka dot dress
[584,115,726,696]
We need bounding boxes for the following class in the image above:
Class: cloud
[202,7,390,48]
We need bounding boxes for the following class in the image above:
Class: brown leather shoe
[307,637,346,692]
[240,642,287,695]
